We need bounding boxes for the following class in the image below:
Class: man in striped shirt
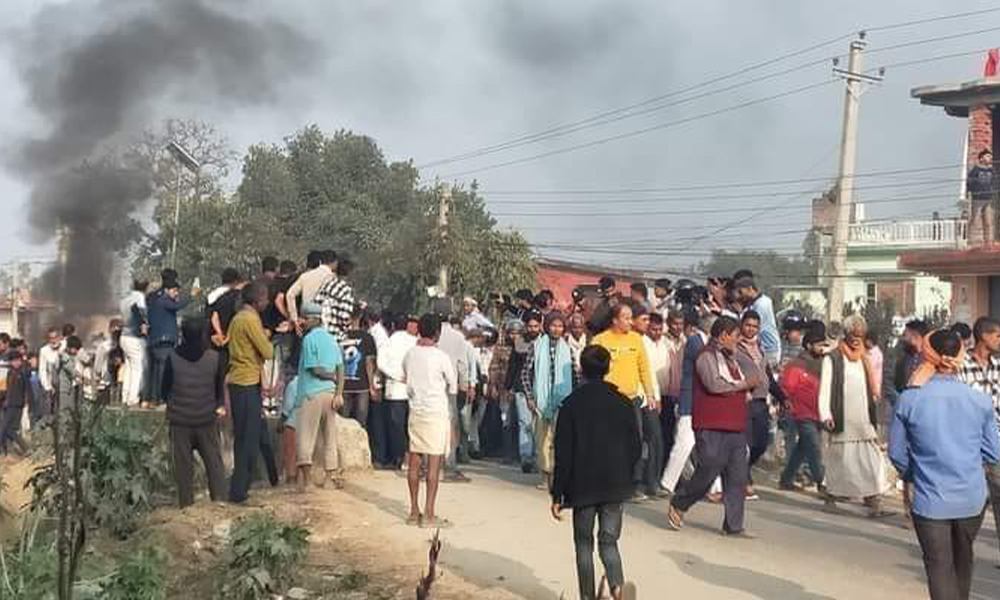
[315,255,357,343]
[958,316,1000,566]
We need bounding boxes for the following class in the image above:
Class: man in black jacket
[551,345,640,600]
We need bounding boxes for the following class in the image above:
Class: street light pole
[165,140,201,271]
[171,167,182,269]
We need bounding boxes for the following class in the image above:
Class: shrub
[97,548,165,600]
[29,409,173,539]
[0,512,58,600]
[219,513,309,600]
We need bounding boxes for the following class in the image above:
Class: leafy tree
[235,126,534,310]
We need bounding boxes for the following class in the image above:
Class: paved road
[344,461,1000,600]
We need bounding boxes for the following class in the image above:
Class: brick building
[900,57,1000,321]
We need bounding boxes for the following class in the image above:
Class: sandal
[420,516,453,529]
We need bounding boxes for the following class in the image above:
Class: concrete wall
[950,275,990,324]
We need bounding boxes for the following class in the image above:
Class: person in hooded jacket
[163,317,227,507]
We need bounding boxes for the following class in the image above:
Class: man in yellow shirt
[227,282,274,504]
[592,303,656,402]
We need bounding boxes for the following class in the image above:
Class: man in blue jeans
[509,312,542,473]
[778,327,827,492]
[552,345,640,600]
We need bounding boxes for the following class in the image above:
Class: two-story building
[782,192,958,318]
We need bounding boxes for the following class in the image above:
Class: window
[866,282,877,304]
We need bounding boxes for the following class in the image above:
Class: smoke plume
[7,0,313,317]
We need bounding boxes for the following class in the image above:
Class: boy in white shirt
[402,314,457,528]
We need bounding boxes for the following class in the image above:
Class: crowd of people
[2,253,999,600]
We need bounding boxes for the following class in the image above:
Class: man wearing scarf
[521,312,577,490]
[734,310,770,500]
[890,329,999,600]
[819,315,893,517]
[666,316,760,537]
[778,327,827,492]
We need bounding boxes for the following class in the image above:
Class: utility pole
[438,186,451,297]
[827,34,882,323]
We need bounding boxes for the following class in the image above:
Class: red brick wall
[968,106,992,164]
[536,264,640,309]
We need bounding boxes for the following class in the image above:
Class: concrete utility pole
[438,186,451,297]
[827,34,882,323]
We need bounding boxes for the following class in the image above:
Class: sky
[0,0,993,275]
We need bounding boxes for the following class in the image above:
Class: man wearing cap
[462,297,494,333]
[295,301,345,492]
[314,254,357,343]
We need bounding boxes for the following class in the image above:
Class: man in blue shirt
[295,302,345,492]
[890,329,1000,600]
[732,277,780,368]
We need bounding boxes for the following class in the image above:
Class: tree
[234,125,535,310]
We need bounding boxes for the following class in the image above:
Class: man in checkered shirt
[314,255,357,343]
[957,316,1000,566]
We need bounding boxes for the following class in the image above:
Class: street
[340,461,1000,600]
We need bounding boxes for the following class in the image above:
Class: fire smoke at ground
[4,0,314,319]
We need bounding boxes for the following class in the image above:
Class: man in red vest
[665,316,761,537]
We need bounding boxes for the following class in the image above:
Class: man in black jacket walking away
[164,317,227,507]
[551,345,640,600]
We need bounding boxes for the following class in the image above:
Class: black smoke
[7,0,313,318]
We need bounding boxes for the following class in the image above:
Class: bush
[219,513,310,600]
[29,409,173,539]
[0,512,58,600]
[97,548,165,600]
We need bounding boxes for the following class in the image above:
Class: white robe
[818,355,889,498]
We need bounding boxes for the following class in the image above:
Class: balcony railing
[847,219,967,248]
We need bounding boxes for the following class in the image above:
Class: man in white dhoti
[819,315,894,518]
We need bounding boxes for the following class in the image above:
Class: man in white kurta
[818,317,892,517]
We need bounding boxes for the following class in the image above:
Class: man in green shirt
[227,282,274,504]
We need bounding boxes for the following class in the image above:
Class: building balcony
[848,218,967,249]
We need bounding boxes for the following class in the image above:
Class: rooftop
[898,246,1000,276]
[911,76,1000,117]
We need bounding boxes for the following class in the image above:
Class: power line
[419,54,837,169]
[480,177,959,205]
[417,35,852,170]
[491,189,959,217]
[442,79,838,178]
[479,163,969,195]
[867,23,1000,55]
[420,6,1000,171]
[867,6,1000,32]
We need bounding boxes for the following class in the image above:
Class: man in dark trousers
[666,316,760,537]
[551,345,640,600]
[891,329,1000,600]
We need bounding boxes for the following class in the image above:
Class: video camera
[673,279,709,308]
